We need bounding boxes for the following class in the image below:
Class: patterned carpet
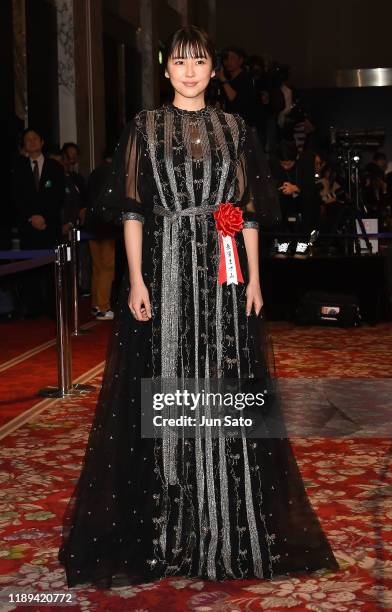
[0,321,391,611]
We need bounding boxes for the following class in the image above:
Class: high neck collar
[165,102,210,117]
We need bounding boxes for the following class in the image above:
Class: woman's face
[165,52,215,101]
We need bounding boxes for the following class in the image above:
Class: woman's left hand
[245,281,264,317]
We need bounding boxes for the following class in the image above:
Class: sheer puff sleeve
[92,117,152,226]
[236,141,260,231]
[235,117,281,230]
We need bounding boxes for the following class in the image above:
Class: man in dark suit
[13,128,65,249]
[12,128,65,316]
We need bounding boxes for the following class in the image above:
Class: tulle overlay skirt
[58,213,338,587]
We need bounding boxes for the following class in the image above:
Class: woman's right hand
[128,280,152,321]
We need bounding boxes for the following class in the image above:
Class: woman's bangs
[164,26,216,67]
[171,39,209,60]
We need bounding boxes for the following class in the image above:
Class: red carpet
[0,298,111,428]
[0,323,110,428]
[0,297,94,363]
[0,320,391,611]
[0,316,56,362]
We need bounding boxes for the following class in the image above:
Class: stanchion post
[38,244,72,398]
[67,232,94,395]
[64,244,73,390]
[69,227,81,336]
[69,227,89,336]
[56,244,68,395]
[67,231,94,394]
[38,242,95,398]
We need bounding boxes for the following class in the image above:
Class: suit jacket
[62,173,85,225]
[12,155,65,248]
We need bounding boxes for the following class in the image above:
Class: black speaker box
[295,291,361,327]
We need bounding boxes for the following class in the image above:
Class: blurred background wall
[2,0,392,174]
[216,0,392,88]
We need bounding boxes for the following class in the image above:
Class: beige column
[56,0,77,145]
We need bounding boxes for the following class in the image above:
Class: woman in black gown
[58,26,338,588]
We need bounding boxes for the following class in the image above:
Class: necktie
[33,160,40,191]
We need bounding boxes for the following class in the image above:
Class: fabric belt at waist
[153,203,219,221]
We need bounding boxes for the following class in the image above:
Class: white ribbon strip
[222,234,238,285]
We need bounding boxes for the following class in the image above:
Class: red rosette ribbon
[213,202,244,285]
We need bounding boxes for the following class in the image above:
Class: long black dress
[58,103,338,587]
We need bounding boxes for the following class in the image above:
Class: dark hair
[103,144,115,160]
[275,140,298,162]
[62,142,80,154]
[278,64,290,81]
[321,162,337,179]
[46,144,62,157]
[247,54,265,71]
[373,151,386,162]
[222,46,247,61]
[22,127,44,142]
[163,25,216,69]
[370,166,385,180]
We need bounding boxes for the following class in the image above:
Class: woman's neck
[172,92,206,112]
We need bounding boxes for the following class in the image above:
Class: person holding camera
[215,46,258,127]
[270,141,319,257]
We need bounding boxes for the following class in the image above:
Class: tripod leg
[356,216,373,255]
[340,204,354,255]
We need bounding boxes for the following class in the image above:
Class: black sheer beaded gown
[58,103,338,588]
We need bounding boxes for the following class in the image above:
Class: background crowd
[3,45,392,319]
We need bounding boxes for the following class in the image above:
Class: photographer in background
[316,162,346,254]
[362,166,391,232]
[365,151,388,179]
[280,93,315,154]
[277,65,293,131]
[247,54,270,146]
[215,46,258,127]
[270,140,319,257]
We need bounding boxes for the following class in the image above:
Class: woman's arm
[124,219,151,321]
[242,227,263,316]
